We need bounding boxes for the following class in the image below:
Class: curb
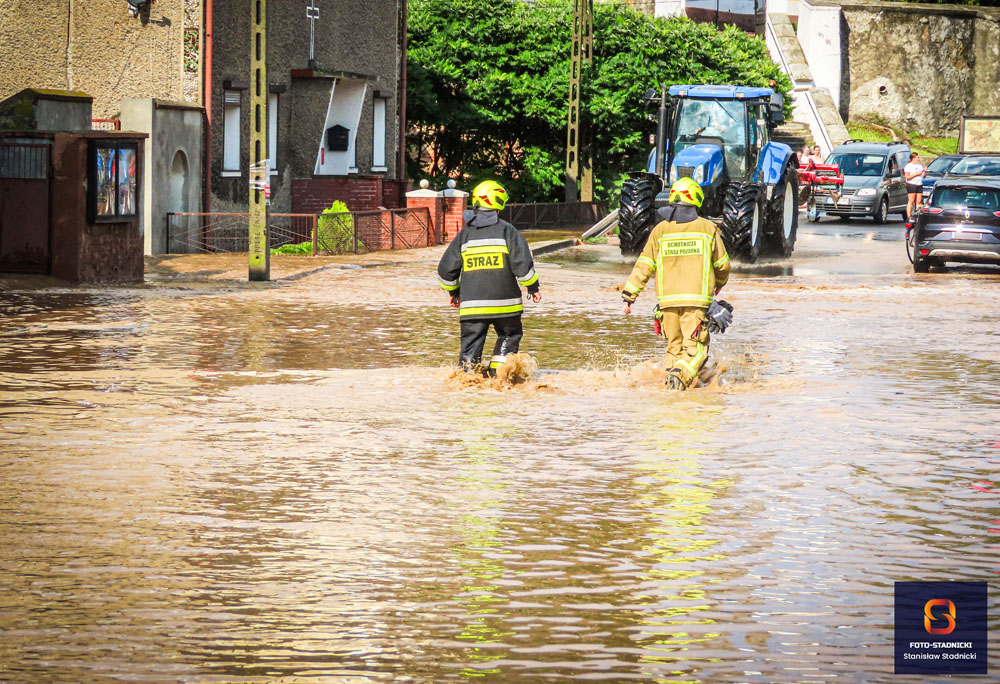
[530,238,582,256]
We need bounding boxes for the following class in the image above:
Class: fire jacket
[621,204,730,308]
[438,209,540,319]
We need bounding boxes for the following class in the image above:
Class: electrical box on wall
[326,125,349,151]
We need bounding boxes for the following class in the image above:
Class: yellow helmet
[668,177,704,208]
[471,180,509,211]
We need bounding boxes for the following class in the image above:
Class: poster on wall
[959,116,1000,154]
[88,141,139,223]
[117,148,136,216]
[96,148,116,217]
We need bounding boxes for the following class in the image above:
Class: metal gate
[0,142,51,273]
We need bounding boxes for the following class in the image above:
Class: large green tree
[407,0,790,203]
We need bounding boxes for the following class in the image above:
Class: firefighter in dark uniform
[438,180,541,375]
[622,177,731,390]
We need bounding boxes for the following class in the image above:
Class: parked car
[921,154,966,202]
[941,154,1000,181]
[823,140,910,223]
[908,178,1000,272]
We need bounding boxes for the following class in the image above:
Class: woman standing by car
[904,152,926,218]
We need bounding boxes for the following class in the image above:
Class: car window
[828,152,887,177]
[927,156,961,174]
[950,156,1000,175]
[931,186,1000,210]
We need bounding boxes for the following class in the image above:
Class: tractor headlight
[856,188,876,196]
[668,165,678,184]
[693,165,705,184]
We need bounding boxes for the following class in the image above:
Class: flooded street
[2,220,998,683]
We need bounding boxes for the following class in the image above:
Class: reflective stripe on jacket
[437,210,539,319]
[622,209,729,308]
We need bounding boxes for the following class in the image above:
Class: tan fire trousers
[659,306,710,388]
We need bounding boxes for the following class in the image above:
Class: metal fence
[319,208,432,254]
[166,213,317,253]
[165,207,432,255]
[500,202,605,230]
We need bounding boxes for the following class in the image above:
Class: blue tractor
[618,84,799,262]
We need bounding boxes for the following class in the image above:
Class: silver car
[822,141,910,223]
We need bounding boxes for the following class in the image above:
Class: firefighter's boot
[664,370,686,390]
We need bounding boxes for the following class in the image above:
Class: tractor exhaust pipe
[655,83,668,180]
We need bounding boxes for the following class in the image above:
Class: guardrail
[92,119,121,131]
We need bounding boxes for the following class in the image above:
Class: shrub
[271,241,313,255]
[316,200,355,253]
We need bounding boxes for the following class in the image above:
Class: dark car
[908,179,1000,272]
[921,154,966,202]
[941,154,1000,181]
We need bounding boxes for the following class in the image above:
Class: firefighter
[438,180,541,376]
[621,177,731,390]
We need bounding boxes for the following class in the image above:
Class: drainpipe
[398,0,408,185]
[66,0,74,90]
[202,0,213,214]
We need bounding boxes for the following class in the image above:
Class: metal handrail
[764,14,834,156]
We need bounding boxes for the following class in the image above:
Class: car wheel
[872,197,888,224]
[913,257,930,273]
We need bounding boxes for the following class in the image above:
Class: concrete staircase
[773,121,813,153]
[764,13,849,157]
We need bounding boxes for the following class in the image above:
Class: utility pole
[564,0,593,203]
[249,0,269,281]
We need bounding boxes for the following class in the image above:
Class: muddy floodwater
[1,224,998,683]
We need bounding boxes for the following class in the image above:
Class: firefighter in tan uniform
[621,177,731,390]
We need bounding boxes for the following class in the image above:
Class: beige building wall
[0,0,196,119]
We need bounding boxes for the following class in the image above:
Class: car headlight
[856,188,876,196]
[693,165,704,184]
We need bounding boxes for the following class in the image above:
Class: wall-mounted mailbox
[326,124,349,151]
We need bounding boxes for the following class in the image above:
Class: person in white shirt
[904,152,926,218]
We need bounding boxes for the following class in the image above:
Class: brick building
[210,0,410,215]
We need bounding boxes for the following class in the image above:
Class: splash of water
[445,352,538,391]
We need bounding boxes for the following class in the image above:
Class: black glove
[706,299,734,334]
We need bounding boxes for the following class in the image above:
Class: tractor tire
[720,182,762,262]
[618,175,661,256]
[763,166,798,257]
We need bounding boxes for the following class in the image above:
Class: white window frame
[222,90,241,176]
[268,92,278,176]
[371,97,387,172]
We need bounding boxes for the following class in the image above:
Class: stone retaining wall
[799,0,1000,136]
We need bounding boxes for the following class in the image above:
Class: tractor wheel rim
[783,180,794,239]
